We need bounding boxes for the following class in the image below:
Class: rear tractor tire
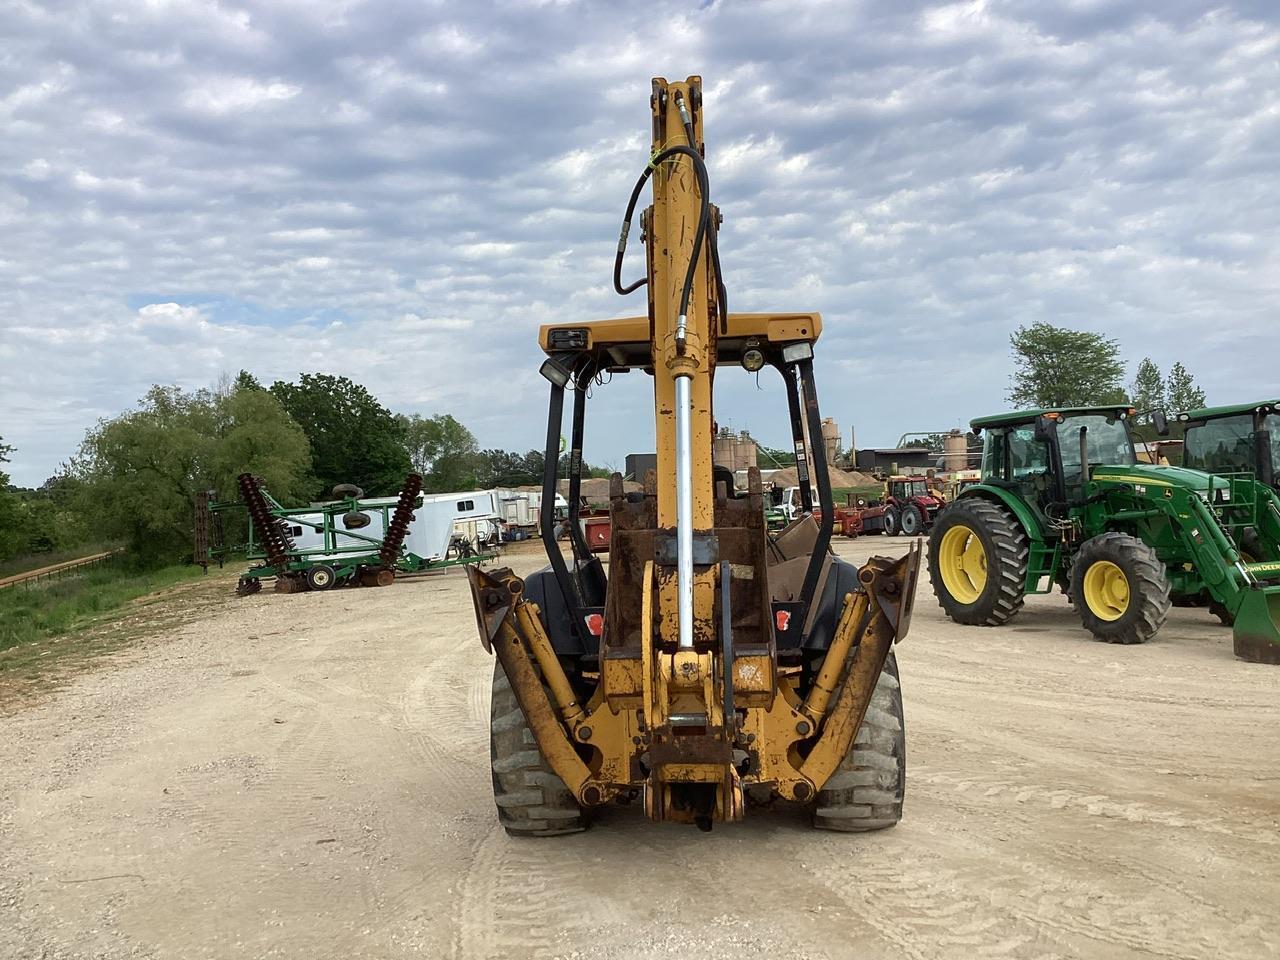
[882,507,900,536]
[812,651,906,832]
[928,498,1028,626]
[489,661,587,837]
[1070,532,1170,645]
[899,504,924,536]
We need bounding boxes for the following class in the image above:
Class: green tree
[0,439,21,560]
[269,374,412,498]
[233,369,263,392]
[11,470,93,556]
[472,447,610,488]
[398,413,479,492]
[474,449,541,487]
[1007,323,1127,408]
[1165,362,1206,414]
[1129,358,1166,419]
[78,382,311,563]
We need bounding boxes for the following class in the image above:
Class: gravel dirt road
[3,538,1278,960]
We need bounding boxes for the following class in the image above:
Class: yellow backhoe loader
[468,76,921,832]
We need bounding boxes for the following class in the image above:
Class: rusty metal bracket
[872,542,921,640]
[466,565,517,654]
[655,532,719,566]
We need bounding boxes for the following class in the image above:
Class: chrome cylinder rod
[675,372,695,649]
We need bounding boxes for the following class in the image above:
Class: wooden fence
[0,550,123,590]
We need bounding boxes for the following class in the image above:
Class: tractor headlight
[782,341,814,364]
[539,353,576,388]
[742,339,765,373]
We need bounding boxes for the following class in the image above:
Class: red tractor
[858,475,945,536]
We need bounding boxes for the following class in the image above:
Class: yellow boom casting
[468,76,922,832]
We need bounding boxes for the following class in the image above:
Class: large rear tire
[1070,532,1170,644]
[899,504,923,536]
[928,498,1028,625]
[882,507,900,536]
[812,651,905,832]
[489,661,587,837]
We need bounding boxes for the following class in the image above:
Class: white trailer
[283,489,501,566]
[492,488,568,532]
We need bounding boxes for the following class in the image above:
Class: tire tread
[928,498,1029,626]
[489,661,587,837]
[812,652,906,833]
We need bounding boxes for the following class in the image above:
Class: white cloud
[184,77,300,114]
[1,1,1279,485]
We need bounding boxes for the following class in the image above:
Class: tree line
[1006,322,1207,431]
[0,324,1215,569]
[0,371,606,568]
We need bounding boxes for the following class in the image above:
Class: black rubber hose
[613,145,711,326]
[676,107,728,332]
[613,169,651,295]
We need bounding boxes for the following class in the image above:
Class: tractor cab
[887,477,930,500]
[973,406,1139,521]
[1179,400,1279,492]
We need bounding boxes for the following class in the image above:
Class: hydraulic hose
[674,93,728,332]
[613,145,718,331]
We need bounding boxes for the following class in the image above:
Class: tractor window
[1185,414,1257,475]
[904,481,928,497]
[1057,415,1135,488]
[1007,427,1052,501]
[1008,428,1049,478]
[981,430,1008,481]
[1267,415,1280,475]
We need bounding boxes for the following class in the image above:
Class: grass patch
[0,557,205,656]
[832,484,886,505]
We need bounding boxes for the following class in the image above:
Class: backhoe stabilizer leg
[800,543,921,791]
[466,565,612,805]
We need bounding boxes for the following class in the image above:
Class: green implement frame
[195,473,495,596]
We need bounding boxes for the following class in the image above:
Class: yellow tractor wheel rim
[939,524,987,604]
[1083,560,1129,621]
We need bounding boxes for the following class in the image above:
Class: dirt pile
[557,477,643,503]
[765,465,878,488]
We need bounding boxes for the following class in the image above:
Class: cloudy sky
[2,0,1278,486]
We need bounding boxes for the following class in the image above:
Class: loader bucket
[1233,587,1280,664]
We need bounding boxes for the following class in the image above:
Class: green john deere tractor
[927,405,1280,663]
[1180,395,1279,490]
[1177,398,1280,571]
